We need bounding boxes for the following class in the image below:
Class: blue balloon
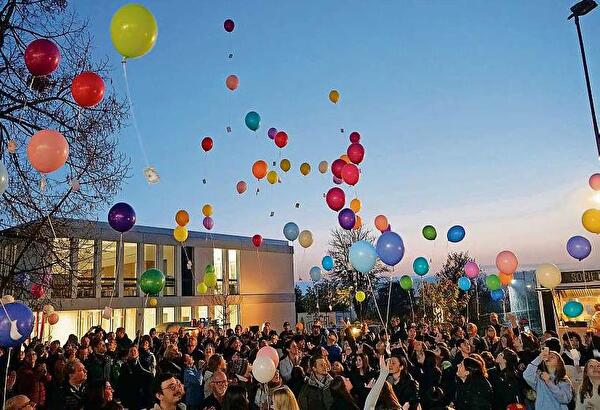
[309,266,321,282]
[458,277,471,291]
[245,111,261,131]
[349,240,377,274]
[13,272,30,287]
[283,222,300,241]
[563,300,584,318]
[322,256,334,271]
[413,257,429,276]
[447,225,466,243]
[566,236,592,261]
[0,302,34,347]
[376,231,405,266]
[490,288,505,301]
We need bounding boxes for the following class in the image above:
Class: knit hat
[229,357,249,377]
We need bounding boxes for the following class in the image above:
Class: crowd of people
[2,311,600,410]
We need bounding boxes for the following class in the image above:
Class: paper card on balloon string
[270,212,274,217]
[187,261,193,269]
[144,167,160,184]
[341,128,344,133]
[256,188,260,195]
[202,179,207,184]
[229,53,233,59]
[272,161,276,166]
[226,126,231,133]
[295,203,300,208]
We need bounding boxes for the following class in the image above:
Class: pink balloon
[496,250,518,274]
[464,261,479,278]
[333,176,343,185]
[236,181,247,194]
[256,345,279,367]
[27,129,69,173]
[590,173,600,191]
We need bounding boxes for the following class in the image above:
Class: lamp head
[569,0,597,19]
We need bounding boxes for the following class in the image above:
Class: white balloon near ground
[252,355,276,383]
[42,304,54,315]
[0,161,8,195]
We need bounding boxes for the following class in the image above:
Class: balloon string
[408,291,415,323]
[109,234,123,307]
[0,299,13,323]
[3,347,12,408]
[366,274,386,331]
[137,293,150,351]
[121,59,150,168]
[385,274,393,332]
[47,215,57,240]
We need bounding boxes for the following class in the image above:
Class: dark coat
[455,374,493,410]
[298,374,334,410]
[84,352,113,385]
[488,367,522,410]
[388,373,420,410]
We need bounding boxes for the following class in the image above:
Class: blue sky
[80,1,600,279]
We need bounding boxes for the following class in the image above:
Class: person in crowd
[524,348,573,409]
[57,359,88,410]
[159,344,183,379]
[204,353,227,398]
[222,384,249,410]
[182,354,203,410]
[455,356,493,410]
[203,370,228,410]
[489,313,502,335]
[152,373,186,410]
[5,395,36,410]
[329,375,360,410]
[115,328,132,358]
[15,349,36,396]
[288,366,307,398]
[590,303,600,333]
[298,355,334,410]
[85,338,113,385]
[273,385,302,410]
[386,354,419,409]
[280,339,302,383]
[489,348,522,410]
[324,332,342,364]
[84,380,122,410]
[280,322,295,341]
[140,335,158,377]
[451,338,471,367]
[578,358,600,409]
[466,323,487,354]
[415,349,441,397]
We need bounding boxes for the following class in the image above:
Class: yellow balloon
[197,282,208,294]
[202,204,213,217]
[267,170,278,184]
[298,230,313,248]
[583,208,600,234]
[329,89,340,104]
[173,226,188,242]
[318,161,328,174]
[280,159,291,172]
[300,162,311,176]
[350,198,361,213]
[148,298,158,307]
[535,263,561,289]
[110,4,158,59]
[355,290,366,302]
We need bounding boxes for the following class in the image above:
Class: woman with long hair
[330,375,360,410]
[83,380,123,410]
[455,357,493,410]
[273,385,301,410]
[415,349,442,397]
[489,348,522,410]
[484,326,500,354]
[349,353,376,405]
[222,384,250,410]
[577,358,600,409]
[523,349,573,409]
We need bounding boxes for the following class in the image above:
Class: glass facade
[101,241,117,297]
[214,248,223,293]
[77,240,95,298]
[163,245,175,296]
[215,304,240,328]
[123,243,138,297]
[162,307,175,323]
[507,270,542,334]
[52,238,72,298]
[144,244,156,270]
[181,247,194,296]
[228,249,239,295]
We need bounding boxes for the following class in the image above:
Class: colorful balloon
[347,143,365,165]
[447,225,466,243]
[353,215,363,230]
[422,225,437,241]
[535,263,561,289]
[329,90,340,104]
[173,226,188,242]
[110,3,158,59]
[333,176,343,185]
[252,160,268,180]
[203,216,214,230]
[496,250,518,274]
[322,256,334,271]
[349,240,377,273]
[236,181,247,194]
[310,266,321,282]
[252,234,263,247]
[256,346,280,368]
[280,159,291,172]
[147,297,158,307]
[318,161,328,174]
[400,275,413,290]
[349,132,360,143]
[175,210,189,226]
[226,74,239,91]
[300,162,311,176]
[340,154,351,164]
[499,272,513,286]
[71,71,105,107]
[108,202,136,233]
[376,231,405,266]
[563,300,584,318]
[245,111,261,131]
[491,288,505,301]
[341,163,360,185]
[252,356,276,384]
[349,198,361,213]
[24,39,60,76]
[464,261,479,278]
[590,174,600,191]
[202,204,213,217]
[268,127,277,140]
[0,161,8,195]
[30,283,45,298]
[274,131,288,148]
[27,129,69,173]
[283,222,299,241]
[355,290,366,302]
[583,209,600,234]
[413,257,429,276]
[298,230,313,248]
[0,302,34,347]
[331,159,346,179]
[374,215,389,232]
[197,282,208,294]
[204,271,217,288]
[267,170,278,184]
[338,208,356,230]
[567,235,592,261]
[485,274,501,291]
[326,187,346,211]
[201,137,213,152]
[458,277,471,291]
[224,18,235,32]
[140,268,165,295]
[47,312,59,325]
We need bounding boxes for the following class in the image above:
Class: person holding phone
[523,347,573,409]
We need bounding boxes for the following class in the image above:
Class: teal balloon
[458,277,471,291]
[422,225,437,241]
[309,266,321,282]
[139,268,165,295]
[283,222,299,241]
[563,300,584,318]
[245,111,261,131]
[485,274,501,291]
[491,288,505,301]
[400,275,413,290]
[349,240,377,274]
[322,256,334,271]
[413,257,429,276]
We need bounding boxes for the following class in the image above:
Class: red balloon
[331,159,346,179]
[347,143,365,164]
[252,234,263,247]
[71,71,105,108]
[25,39,60,76]
[224,19,235,32]
[506,405,526,410]
[274,131,288,148]
[201,137,213,152]
[350,132,361,143]
[341,163,360,186]
[31,283,45,298]
[326,187,345,211]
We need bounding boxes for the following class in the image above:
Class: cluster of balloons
[108,202,136,233]
[203,264,217,288]
[328,132,364,187]
[458,261,480,291]
[139,268,165,295]
[203,204,214,230]
[282,222,313,249]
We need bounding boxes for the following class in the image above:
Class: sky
[77,1,600,280]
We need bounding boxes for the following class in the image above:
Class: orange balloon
[499,272,513,286]
[350,198,361,213]
[226,74,239,91]
[252,160,268,180]
[27,129,69,173]
[374,215,389,231]
[47,312,59,325]
[340,154,351,164]
[353,215,362,230]
[175,210,189,226]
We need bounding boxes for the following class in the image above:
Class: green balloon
[204,271,217,288]
[139,268,165,295]
[422,225,437,241]
[485,274,501,291]
[205,264,215,274]
[400,275,413,290]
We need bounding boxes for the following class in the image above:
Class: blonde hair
[273,386,300,410]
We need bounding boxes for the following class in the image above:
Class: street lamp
[568,0,600,157]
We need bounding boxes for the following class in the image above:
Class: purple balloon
[333,176,343,185]
[338,208,356,230]
[267,127,277,140]
[567,235,592,261]
[383,224,391,232]
[203,216,214,230]
[108,202,136,233]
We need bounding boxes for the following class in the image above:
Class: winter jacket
[84,352,113,384]
[488,367,521,410]
[183,366,204,407]
[523,356,573,410]
[298,373,334,410]
[454,374,493,410]
[349,369,376,406]
[387,372,420,410]
[55,382,87,410]
[118,359,152,410]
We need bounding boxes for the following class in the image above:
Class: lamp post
[569,0,600,157]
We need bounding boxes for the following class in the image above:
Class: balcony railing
[76,277,95,298]
[123,277,138,297]
[101,277,117,298]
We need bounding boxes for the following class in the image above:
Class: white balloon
[0,161,8,195]
[102,306,112,320]
[252,355,276,384]
[535,263,561,289]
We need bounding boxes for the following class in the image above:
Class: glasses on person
[162,380,182,392]
[211,380,227,386]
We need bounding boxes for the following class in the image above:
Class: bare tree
[0,0,129,305]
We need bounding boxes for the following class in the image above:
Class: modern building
[1,219,295,343]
